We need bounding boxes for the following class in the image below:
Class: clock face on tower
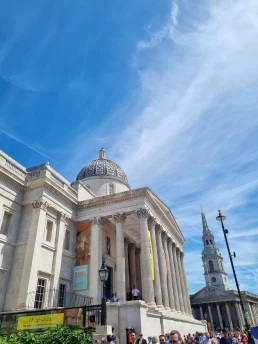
[205,248,212,255]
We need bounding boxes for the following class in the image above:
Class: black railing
[27,288,92,309]
[83,304,103,327]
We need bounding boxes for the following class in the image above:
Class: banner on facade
[148,230,155,280]
[73,265,88,291]
[73,221,90,291]
[17,313,64,331]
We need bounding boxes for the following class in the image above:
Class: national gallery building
[0,149,205,340]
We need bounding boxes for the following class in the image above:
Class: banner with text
[148,230,155,280]
[73,221,90,291]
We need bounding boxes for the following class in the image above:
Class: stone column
[180,252,192,315]
[148,217,163,308]
[113,213,127,302]
[174,246,186,313]
[129,243,137,289]
[235,302,244,329]
[49,212,68,306]
[168,238,180,312]
[90,217,102,303]
[226,303,233,330]
[208,304,214,330]
[124,239,130,293]
[217,304,223,330]
[200,305,204,320]
[137,209,155,307]
[162,232,175,311]
[177,249,188,314]
[155,224,170,309]
[17,199,49,309]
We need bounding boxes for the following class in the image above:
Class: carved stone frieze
[113,213,127,224]
[26,170,40,181]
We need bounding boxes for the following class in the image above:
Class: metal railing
[26,288,92,310]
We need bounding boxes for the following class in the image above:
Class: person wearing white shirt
[132,285,140,300]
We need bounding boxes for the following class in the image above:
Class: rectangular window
[46,220,53,242]
[58,284,66,307]
[34,278,46,309]
[0,211,12,235]
[64,230,70,251]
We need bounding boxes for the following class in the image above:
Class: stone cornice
[24,180,78,207]
[77,188,147,210]
[0,171,25,191]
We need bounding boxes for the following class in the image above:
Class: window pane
[34,278,46,309]
[58,284,66,307]
[46,221,53,242]
[1,212,12,235]
[65,230,70,250]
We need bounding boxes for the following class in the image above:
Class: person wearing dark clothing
[136,333,147,344]
[220,330,232,344]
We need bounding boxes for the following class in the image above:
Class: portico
[77,189,193,315]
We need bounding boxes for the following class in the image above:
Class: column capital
[148,216,156,226]
[124,238,130,246]
[176,247,182,256]
[161,230,168,242]
[57,212,68,223]
[129,243,136,250]
[155,223,162,234]
[167,237,173,247]
[136,208,149,219]
[113,213,127,223]
[135,247,141,254]
[32,199,49,211]
[90,217,102,225]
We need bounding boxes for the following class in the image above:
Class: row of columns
[113,209,192,315]
[195,302,246,330]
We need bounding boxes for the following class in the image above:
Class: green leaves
[0,326,93,344]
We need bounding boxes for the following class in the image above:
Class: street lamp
[216,210,249,330]
[99,263,109,325]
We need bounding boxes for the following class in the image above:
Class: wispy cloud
[0,129,60,164]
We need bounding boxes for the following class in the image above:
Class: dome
[76,148,129,185]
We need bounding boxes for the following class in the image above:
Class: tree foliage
[0,326,93,344]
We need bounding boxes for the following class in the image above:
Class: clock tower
[201,209,230,290]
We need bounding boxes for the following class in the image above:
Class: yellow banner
[148,230,155,280]
[17,313,64,331]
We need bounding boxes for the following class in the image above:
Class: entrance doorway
[104,266,112,300]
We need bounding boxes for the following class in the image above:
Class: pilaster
[17,199,49,309]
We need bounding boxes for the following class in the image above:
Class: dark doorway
[104,266,112,300]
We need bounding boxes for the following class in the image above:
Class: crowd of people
[94,329,255,344]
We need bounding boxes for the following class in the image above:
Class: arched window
[109,183,115,195]
[206,240,209,245]
[209,260,214,272]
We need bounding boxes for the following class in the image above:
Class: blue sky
[1,0,258,294]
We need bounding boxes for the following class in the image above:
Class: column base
[164,306,171,311]
[147,302,157,308]
[156,304,164,309]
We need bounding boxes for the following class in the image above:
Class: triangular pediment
[146,189,184,241]
[191,286,236,301]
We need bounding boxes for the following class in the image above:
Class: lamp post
[99,263,109,326]
[216,210,249,330]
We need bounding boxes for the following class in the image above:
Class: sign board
[73,265,88,291]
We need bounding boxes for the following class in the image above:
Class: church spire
[201,208,230,290]
[201,208,211,234]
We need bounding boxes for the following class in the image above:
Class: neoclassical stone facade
[190,211,258,330]
[0,149,206,340]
